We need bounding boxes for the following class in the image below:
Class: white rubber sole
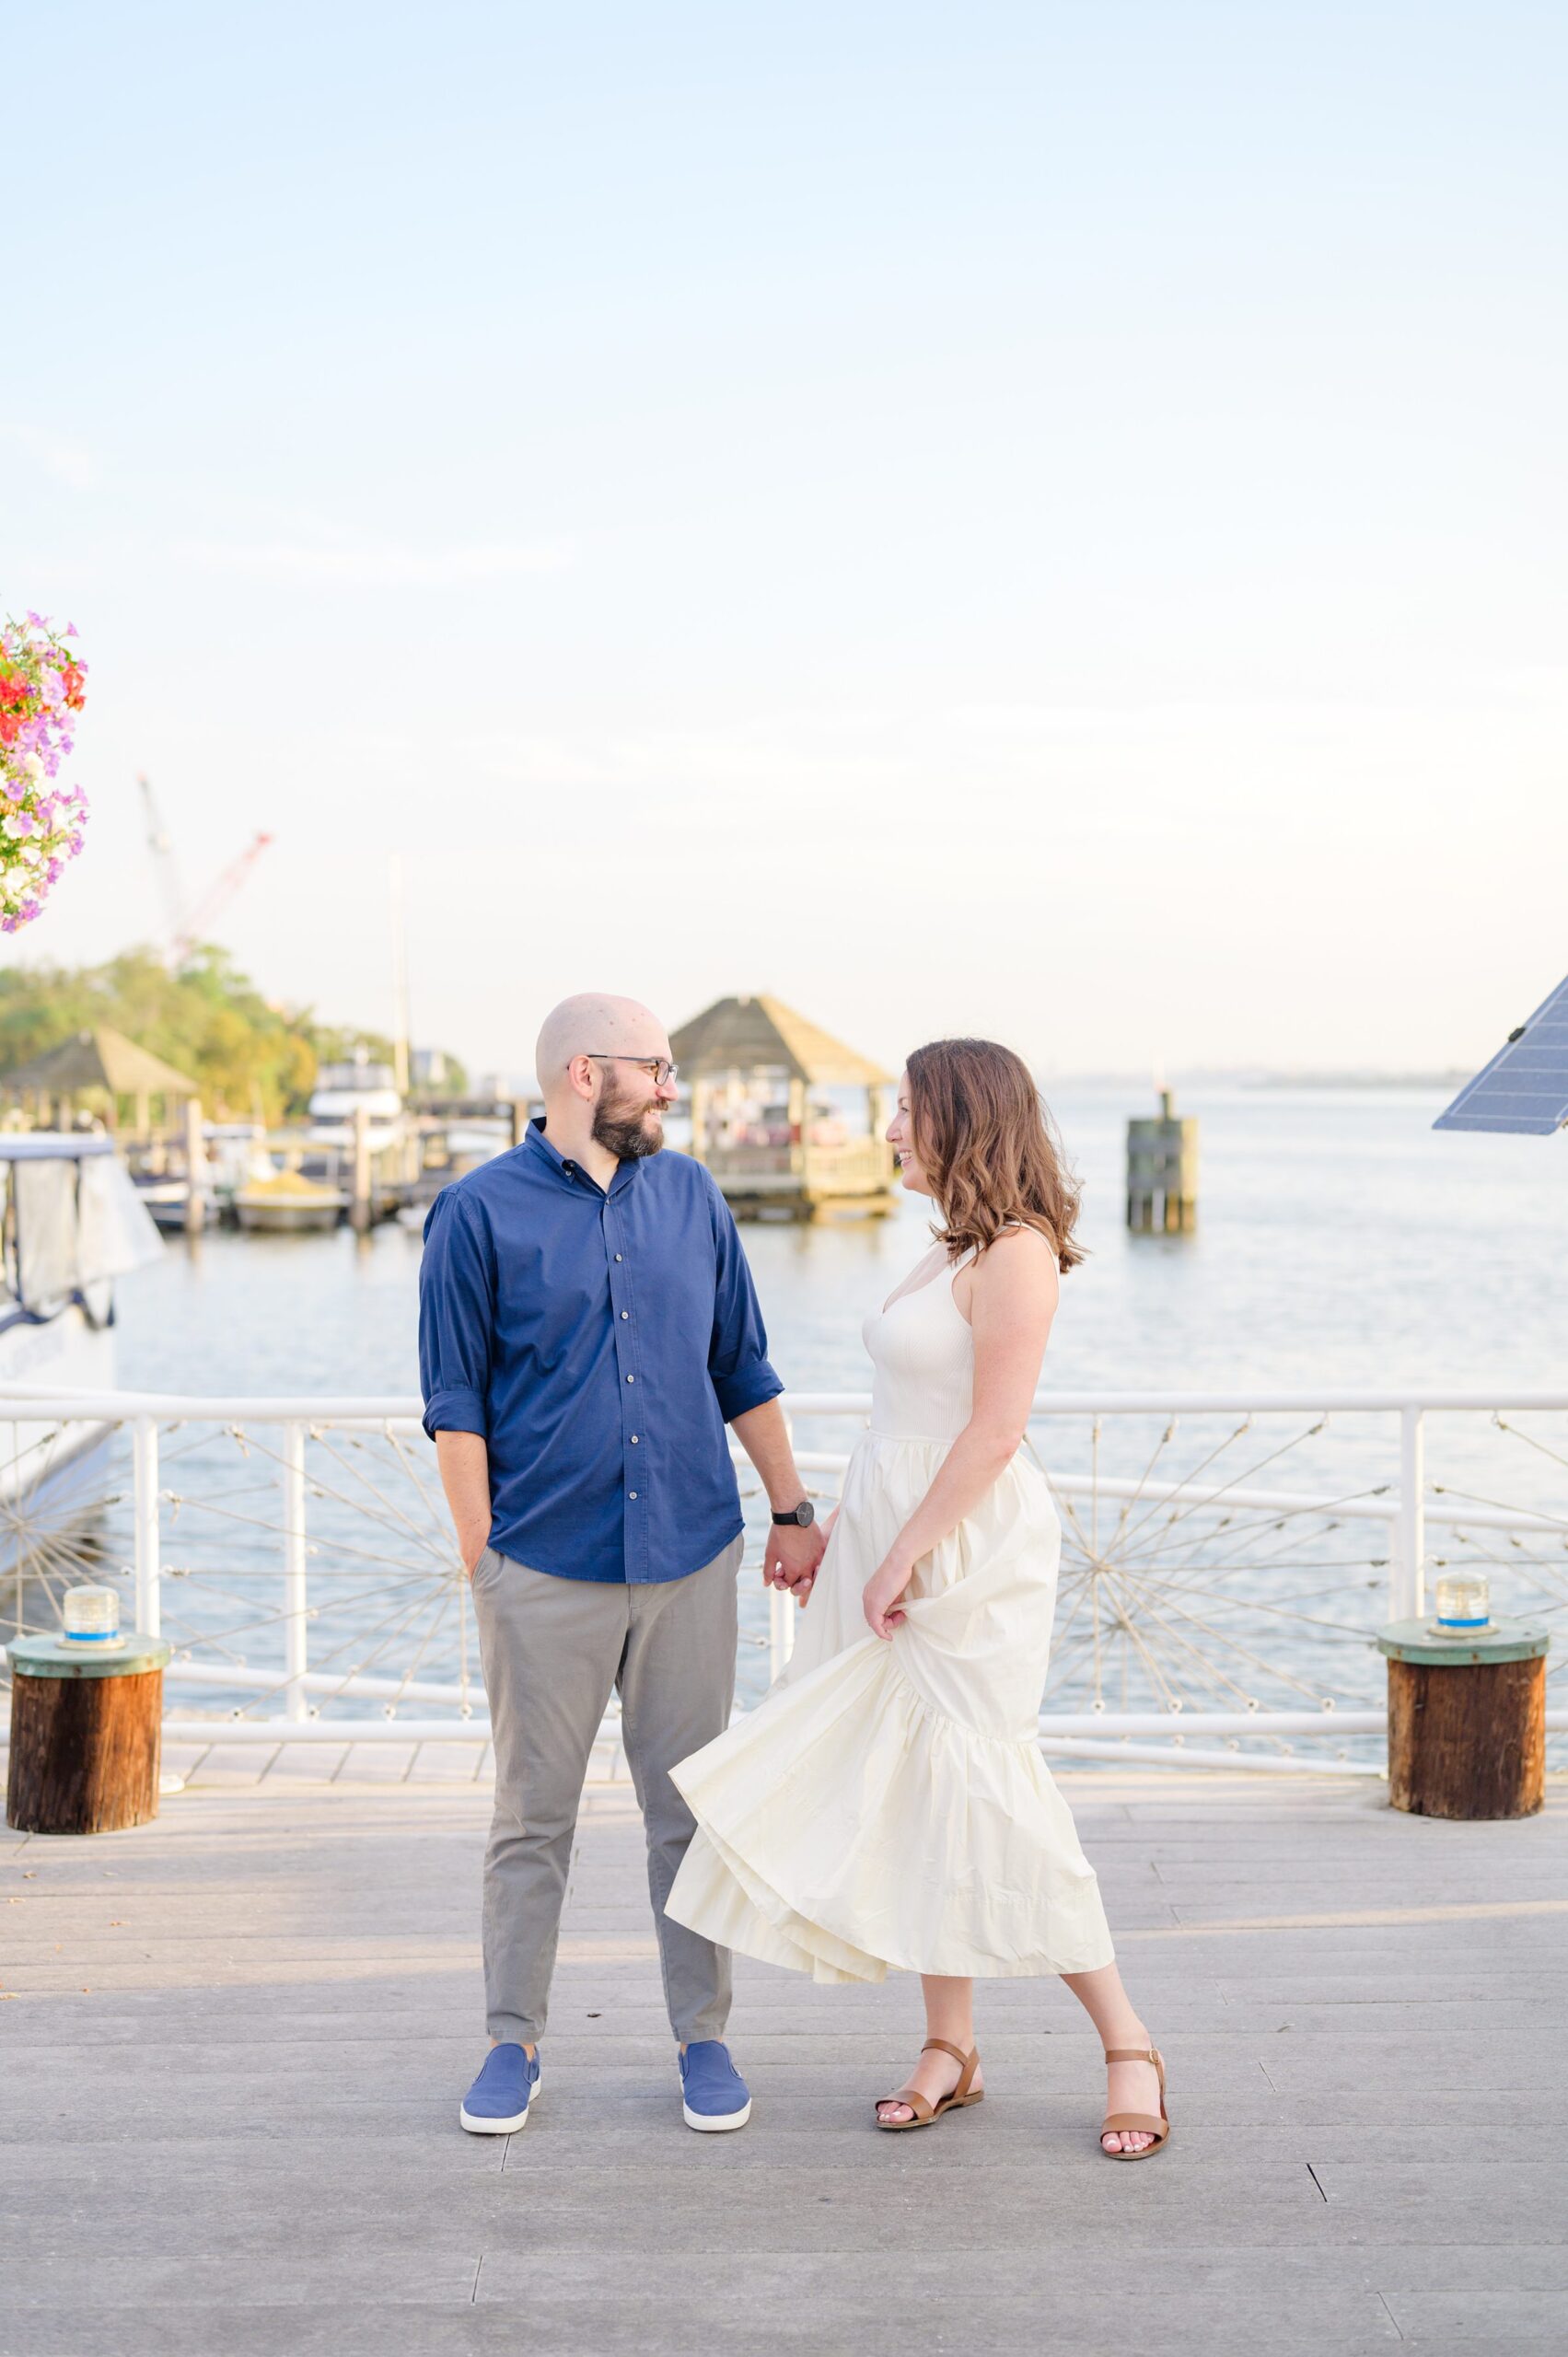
[459,2061,541,2135]
[682,2096,751,2132]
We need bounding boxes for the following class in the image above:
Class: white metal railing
[1,1386,1565,1773]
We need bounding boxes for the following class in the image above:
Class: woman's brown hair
[904,1039,1085,1274]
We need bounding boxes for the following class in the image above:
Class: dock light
[1434,1573,1491,1634]
[61,1584,122,1647]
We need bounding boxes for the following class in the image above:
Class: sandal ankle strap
[921,2038,973,2067]
[1104,2046,1159,2064]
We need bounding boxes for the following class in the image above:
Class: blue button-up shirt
[418,1120,783,1583]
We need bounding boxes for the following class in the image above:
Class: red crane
[136,773,273,966]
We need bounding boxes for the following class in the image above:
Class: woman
[666,1039,1169,2157]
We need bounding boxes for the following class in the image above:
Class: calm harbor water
[92,1084,1567,1730]
[116,1082,1568,1402]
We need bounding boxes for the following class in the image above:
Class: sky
[4,0,1565,1086]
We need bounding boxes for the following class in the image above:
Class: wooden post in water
[351,1101,374,1232]
[182,1097,206,1235]
[1127,1089,1199,1233]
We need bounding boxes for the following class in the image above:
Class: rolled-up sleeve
[419,1190,494,1439]
[705,1181,784,1424]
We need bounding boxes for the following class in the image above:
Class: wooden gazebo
[669,994,900,1221]
[0,1027,200,1138]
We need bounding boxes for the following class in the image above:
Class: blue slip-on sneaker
[679,2040,751,2132]
[459,2043,540,2135]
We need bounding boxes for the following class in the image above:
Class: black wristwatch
[772,1499,816,1527]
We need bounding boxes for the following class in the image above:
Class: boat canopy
[0,1136,163,1318]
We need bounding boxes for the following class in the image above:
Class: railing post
[132,1417,160,1637]
[283,1420,308,1721]
[1394,1405,1426,1620]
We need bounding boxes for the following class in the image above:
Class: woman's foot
[1101,2043,1161,2154]
[876,2042,982,2125]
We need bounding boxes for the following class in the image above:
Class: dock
[2,1753,1563,2354]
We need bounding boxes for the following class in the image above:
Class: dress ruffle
[666,1430,1115,1983]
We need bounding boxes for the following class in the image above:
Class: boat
[0,1133,163,1536]
[307,1053,403,1154]
[132,1172,193,1233]
[233,1167,347,1233]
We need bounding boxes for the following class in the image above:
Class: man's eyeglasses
[584,1053,679,1087]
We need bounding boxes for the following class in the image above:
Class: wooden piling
[1377,1618,1550,1820]
[351,1102,373,1232]
[182,1097,206,1234]
[5,1634,172,1836]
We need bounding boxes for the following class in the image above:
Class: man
[419,993,825,2136]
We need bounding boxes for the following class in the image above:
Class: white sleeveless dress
[665,1249,1115,1982]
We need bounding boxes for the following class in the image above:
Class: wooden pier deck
[1,1757,1564,2355]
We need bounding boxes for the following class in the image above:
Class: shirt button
[626,1374,635,1383]
[631,1434,640,1444]
[620,1310,629,1320]
[629,1491,638,1500]
[614,1253,623,1262]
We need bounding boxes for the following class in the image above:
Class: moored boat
[233,1167,347,1233]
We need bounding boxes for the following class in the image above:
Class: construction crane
[136,772,273,968]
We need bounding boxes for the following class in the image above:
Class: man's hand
[459,1525,493,1579]
[764,1517,825,1604]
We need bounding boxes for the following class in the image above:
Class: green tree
[0,944,466,1123]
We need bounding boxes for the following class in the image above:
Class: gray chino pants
[470,1535,742,2047]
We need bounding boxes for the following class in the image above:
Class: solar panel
[1434,971,1568,1135]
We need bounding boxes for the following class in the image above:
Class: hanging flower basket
[0,611,89,934]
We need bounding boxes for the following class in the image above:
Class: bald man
[419,995,825,2137]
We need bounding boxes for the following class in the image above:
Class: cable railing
[1,1385,1565,1774]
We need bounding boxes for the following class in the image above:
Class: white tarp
[75,1152,164,1283]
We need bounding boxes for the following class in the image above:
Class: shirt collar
[525,1116,639,1198]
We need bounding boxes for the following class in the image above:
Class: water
[115,1083,1568,1402]
[67,1086,1568,1737]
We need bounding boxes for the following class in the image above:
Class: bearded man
[419,993,824,2137]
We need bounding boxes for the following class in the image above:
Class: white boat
[0,1134,163,1530]
[307,1054,403,1154]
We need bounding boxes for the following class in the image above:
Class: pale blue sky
[5,1,1564,1080]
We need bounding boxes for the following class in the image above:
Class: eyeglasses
[583,1053,679,1087]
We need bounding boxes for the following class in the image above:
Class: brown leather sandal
[875,2038,984,2132]
[1100,2044,1171,2160]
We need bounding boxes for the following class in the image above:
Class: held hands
[863,1555,913,1640]
[763,1516,827,1606]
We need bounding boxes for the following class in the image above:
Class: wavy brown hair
[905,1038,1085,1274]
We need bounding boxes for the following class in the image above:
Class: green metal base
[5,1631,172,1679]
[1376,1615,1551,1669]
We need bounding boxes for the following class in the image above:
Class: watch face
[796,1500,816,1527]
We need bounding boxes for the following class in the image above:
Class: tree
[0,944,466,1122]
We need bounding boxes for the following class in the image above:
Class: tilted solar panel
[1434,971,1568,1135]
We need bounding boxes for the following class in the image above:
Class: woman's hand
[863,1556,913,1640]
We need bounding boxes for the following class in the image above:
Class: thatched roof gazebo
[669,994,899,1221]
[0,1026,200,1135]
